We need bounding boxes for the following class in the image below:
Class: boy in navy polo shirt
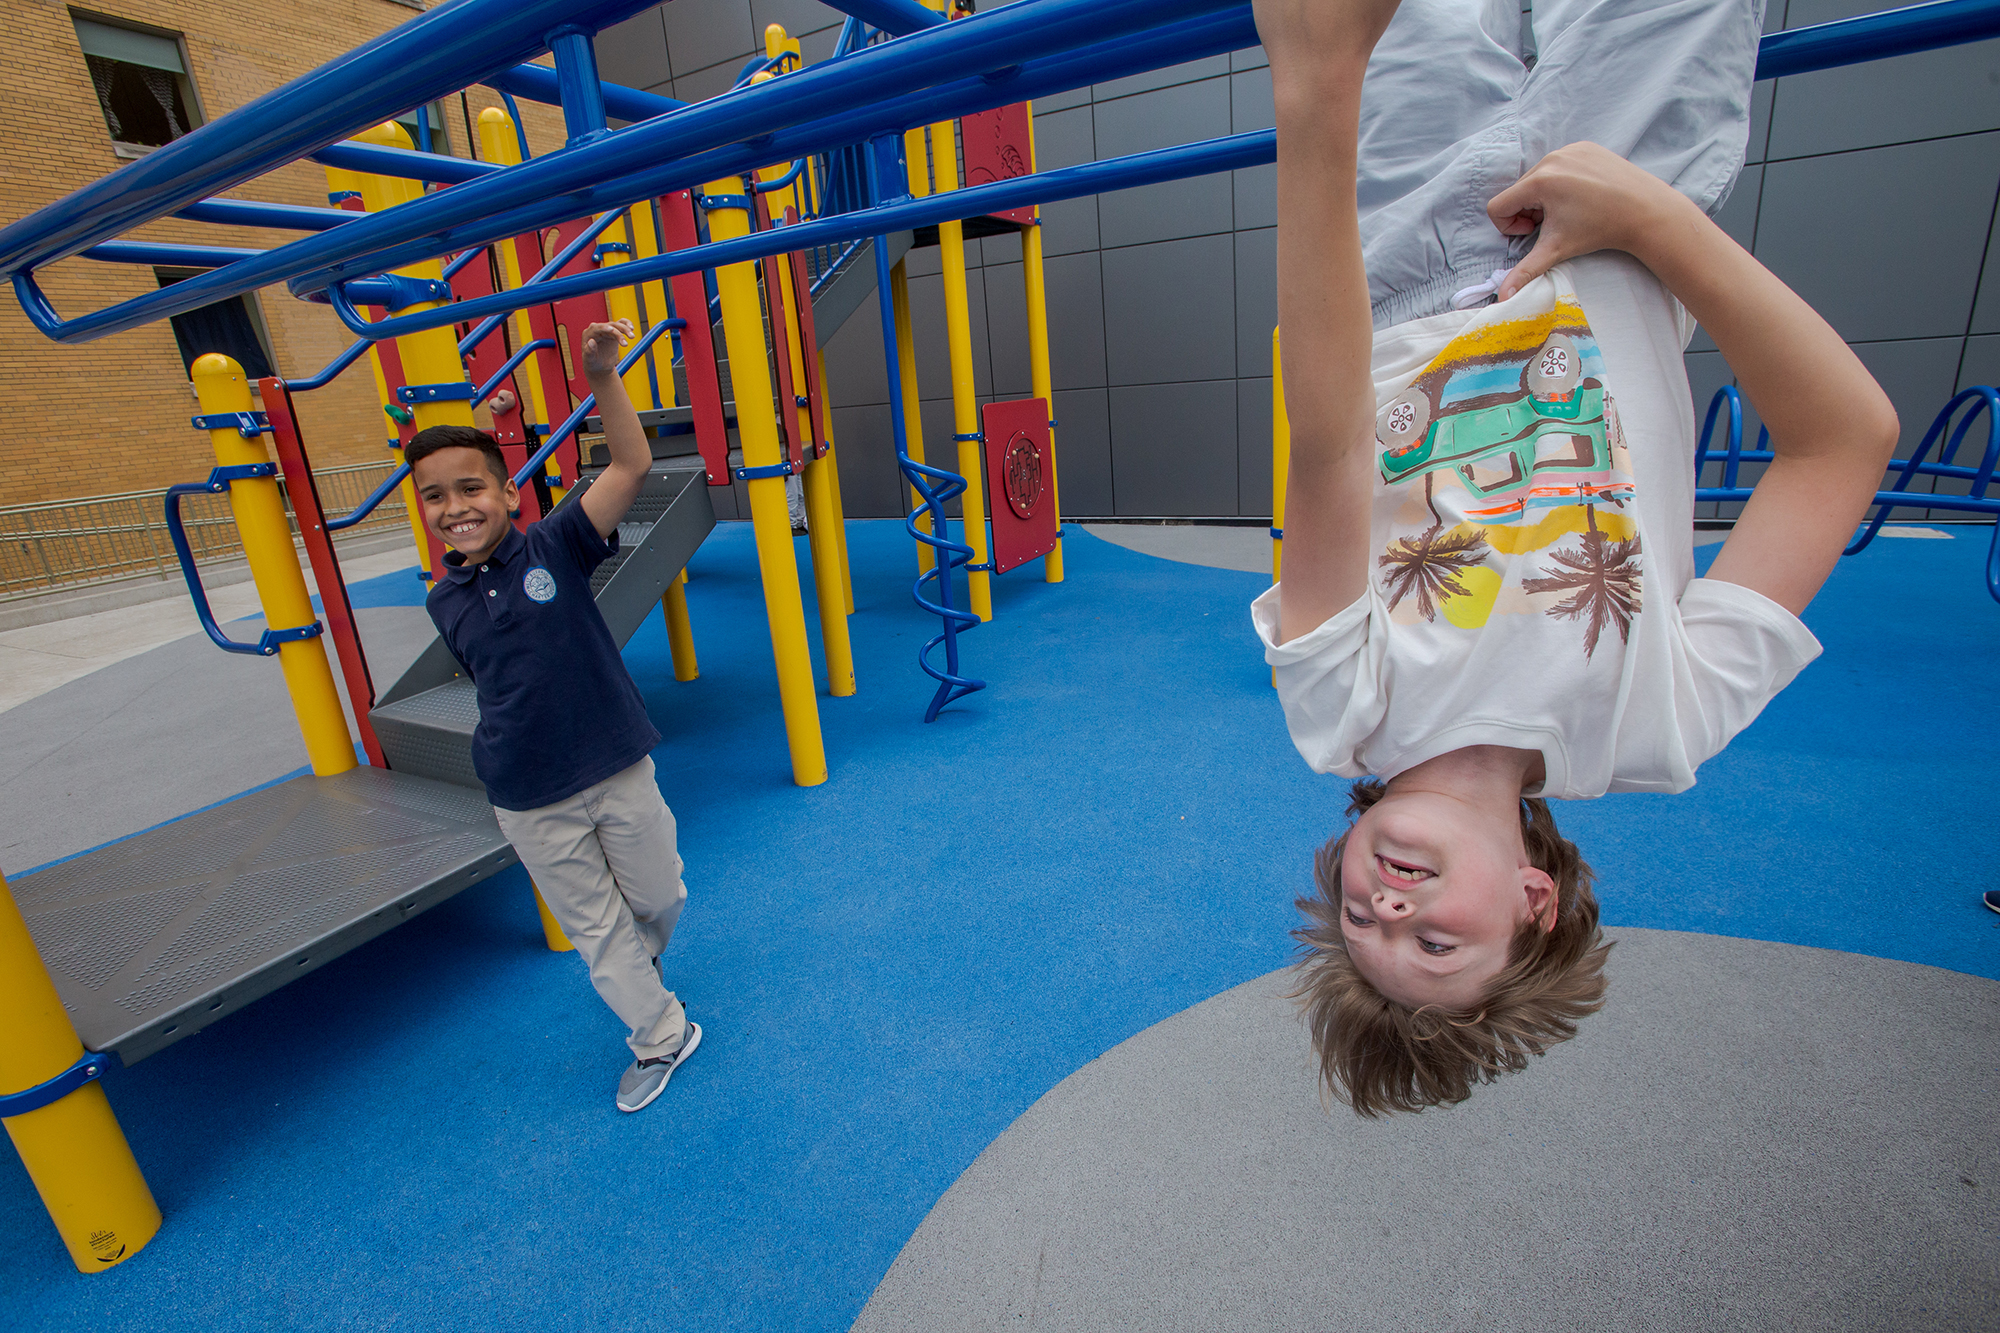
[408,318,700,1114]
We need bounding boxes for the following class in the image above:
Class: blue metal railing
[511,316,683,487]
[324,462,412,532]
[163,465,328,655]
[1695,384,2000,602]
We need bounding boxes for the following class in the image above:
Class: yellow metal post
[704,178,828,786]
[476,109,558,432]
[891,258,933,576]
[628,201,674,409]
[193,356,357,775]
[1271,326,1288,584]
[932,121,993,622]
[662,569,698,681]
[816,349,856,614]
[1022,210,1064,584]
[530,887,576,952]
[1,870,161,1273]
[601,211,658,411]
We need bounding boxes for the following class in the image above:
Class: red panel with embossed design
[959,102,1036,227]
[981,396,1058,575]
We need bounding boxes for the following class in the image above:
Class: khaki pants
[494,756,688,1061]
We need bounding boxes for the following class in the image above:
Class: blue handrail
[754,160,810,194]
[510,315,681,487]
[1756,0,2000,79]
[286,333,374,393]
[324,461,412,532]
[456,207,630,358]
[472,338,558,406]
[163,464,327,655]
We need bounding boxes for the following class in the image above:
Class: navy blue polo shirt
[426,500,661,811]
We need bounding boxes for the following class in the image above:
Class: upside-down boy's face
[1336,791,1557,1010]
[412,446,518,565]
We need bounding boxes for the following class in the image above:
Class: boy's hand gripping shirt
[1252,256,1821,799]
[427,498,662,812]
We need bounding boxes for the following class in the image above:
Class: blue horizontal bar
[0,0,662,276]
[1755,0,2000,80]
[311,140,499,186]
[487,62,686,125]
[820,0,944,37]
[177,198,355,231]
[12,0,1242,345]
[83,240,264,268]
[334,130,1275,342]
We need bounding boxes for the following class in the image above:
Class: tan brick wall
[1,0,569,502]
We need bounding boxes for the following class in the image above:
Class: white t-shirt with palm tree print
[1251,254,1821,799]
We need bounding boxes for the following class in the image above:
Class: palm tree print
[1379,522,1490,621]
[1522,507,1642,656]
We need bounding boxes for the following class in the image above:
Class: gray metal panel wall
[598,0,2000,520]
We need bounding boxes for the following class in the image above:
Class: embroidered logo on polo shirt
[523,567,557,603]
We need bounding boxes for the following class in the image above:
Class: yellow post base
[663,571,699,682]
[802,459,855,697]
[1,872,160,1273]
[531,885,575,953]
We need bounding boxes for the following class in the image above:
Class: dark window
[154,268,274,380]
[395,104,450,155]
[73,15,200,150]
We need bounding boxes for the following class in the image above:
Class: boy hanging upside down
[1250,0,1899,1114]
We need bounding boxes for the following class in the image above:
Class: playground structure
[0,0,1997,1280]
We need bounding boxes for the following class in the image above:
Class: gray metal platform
[13,766,515,1065]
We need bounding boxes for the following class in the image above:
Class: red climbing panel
[959,102,1036,226]
[981,396,1058,575]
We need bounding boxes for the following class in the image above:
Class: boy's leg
[1359,0,1763,328]
[586,756,692,1063]
[495,778,687,1063]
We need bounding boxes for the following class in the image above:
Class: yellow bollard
[601,211,658,411]
[816,350,856,615]
[661,569,698,682]
[890,259,933,576]
[704,178,827,786]
[193,357,357,775]
[530,884,576,952]
[1271,326,1289,585]
[1,870,161,1273]
[1022,208,1065,584]
[932,125,993,622]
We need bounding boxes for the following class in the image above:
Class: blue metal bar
[285,333,374,392]
[754,160,809,194]
[414,102,433,155]
[1756,0,2000,80]
[510,315,678,485]
[487,61,686,124]
[0,0,662,273]
[8,0,1249,345]
[549,28,610,144]
[821,0,944,37]
[82,239,263,268]
[164,464,328,655]
[324,461,412,531]
[472,337,558,405]
[455,208,628,356]
[498,91,534,160]
[312,139,499,186]
[325,129,1275,341]
[176,198,355,231]
[442,246,486,280]
[0,1050,109,1120]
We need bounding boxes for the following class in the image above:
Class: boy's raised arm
[1258,0,1403,646]
[578,318,651,539]
[1489,144,1900,616]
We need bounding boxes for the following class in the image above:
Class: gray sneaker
[615,1020,702,1113]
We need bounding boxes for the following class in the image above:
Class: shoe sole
[617,1021,702,1114]
[1987,897,2000,916]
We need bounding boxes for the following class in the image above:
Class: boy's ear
[1522,865,1558,932]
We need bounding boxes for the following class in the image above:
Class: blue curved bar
[324,461,413,531]
[164,465,327,656]
[487,62,686,125]
[0,0,659,275]
[1756,0,2000,80]
[754,160,809,194]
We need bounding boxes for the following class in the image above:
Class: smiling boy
[1254,0,1898,1114]
[408,317,701,1114]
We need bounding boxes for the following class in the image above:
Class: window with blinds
[72,14,201,151]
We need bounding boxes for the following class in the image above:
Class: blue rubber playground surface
[5,520,1997,1330]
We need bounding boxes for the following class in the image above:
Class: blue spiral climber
[870,229,986,721]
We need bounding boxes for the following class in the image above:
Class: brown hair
[1292,778,1611,1116]
[406,424,510,485]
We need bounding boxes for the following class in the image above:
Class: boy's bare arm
[1489,145,1899,615]
[577,318,650,539]
[1257,0,1402,645]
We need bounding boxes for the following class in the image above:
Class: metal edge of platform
[18,768,517,1066]
[593,464,716,647]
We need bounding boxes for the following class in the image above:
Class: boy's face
[412,446,519,565]
[1337,792,1556,1010]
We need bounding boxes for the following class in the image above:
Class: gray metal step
[13,767,515,1065]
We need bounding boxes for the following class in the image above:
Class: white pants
[1359,0,1765,327]
[495,756,689,1061]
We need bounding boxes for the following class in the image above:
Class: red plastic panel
[447,246,528,448]
[981,396,1058,575]
[542,216,613,412]
[959,103,1036,226]
[658,190,733,488]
